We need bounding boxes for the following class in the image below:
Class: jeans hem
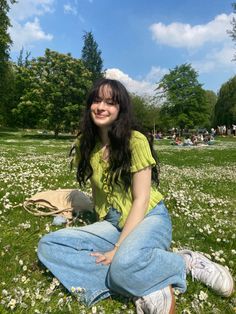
[87,289,111,307]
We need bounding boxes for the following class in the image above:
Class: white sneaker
[179,249,234,297]
[134,286,175,314]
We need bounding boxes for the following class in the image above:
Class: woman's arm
[91,166,152,265]
[115,166,152,246]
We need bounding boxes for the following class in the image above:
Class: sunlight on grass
[0,131,236,313]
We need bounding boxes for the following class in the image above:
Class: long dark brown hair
[76,78,159,191]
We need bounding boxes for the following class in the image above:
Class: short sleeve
[130,132,156,173]
[70,138,81,168]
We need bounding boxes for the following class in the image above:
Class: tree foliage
[13,49,92,136]
[0,0,16,125]
[81,31,103,83]
[132,94,160,131]
[11,52,35,127]
[204,90,217,128]
[228,2,236,61]
[214,75,236,127]
[155,64,210,131]
[0,0,15,67]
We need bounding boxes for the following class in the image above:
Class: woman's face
[90,85,120,129]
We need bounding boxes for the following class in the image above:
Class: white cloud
[192,60,215,74]
[211,45,235,66]
[9,0,55,21]
[64,4,77,15]
[10,18,53,51]
[105,68,158,96]
[150,13,233,49]
[192,44,236,74]
[8,0,54,52]
[149,13,236,78]
[145,66,169,83]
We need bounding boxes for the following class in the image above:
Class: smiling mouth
[94,114,108,118]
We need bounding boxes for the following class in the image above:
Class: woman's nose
[97,100,106,110]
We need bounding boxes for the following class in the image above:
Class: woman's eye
[106,100,114,105]
[93,98,116,106]
[93,98,101,103]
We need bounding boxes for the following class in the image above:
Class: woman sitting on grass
[38,79,234,314]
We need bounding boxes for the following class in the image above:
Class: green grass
[0,130,236,314]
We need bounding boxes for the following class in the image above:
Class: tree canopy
[13,49,92,136]
[131,94,160,131]
[81,31,103,83]
[228,2,236,61]
[0,0,13,63]
[0,0,16,125]
[154,63,210,131]
[204,90,217,128]
[214,75,236,127]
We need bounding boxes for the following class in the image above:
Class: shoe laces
[189,257,215,283]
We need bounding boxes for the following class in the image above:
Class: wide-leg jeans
[37,201,186,306]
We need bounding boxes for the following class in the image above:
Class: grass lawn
[0,130,235,314]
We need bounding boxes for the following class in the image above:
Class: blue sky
[8,0,236,96]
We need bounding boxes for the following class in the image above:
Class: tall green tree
[14,49,92,136]
[17,47,31,67]
[228,2,236,60]
[0,0,16,125]
[154,64,210,132]
[81,31,103,83]
[10,50,33,127]
[204,90,217,128]
[132,94,161,131]
[214,75,236,127]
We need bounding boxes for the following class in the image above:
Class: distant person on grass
[38,79,234,314]
[173,135,182,146]
[183,136,193,146]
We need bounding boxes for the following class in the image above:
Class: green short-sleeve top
[74,130,163,228]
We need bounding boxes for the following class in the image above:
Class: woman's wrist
[114,242,120,249]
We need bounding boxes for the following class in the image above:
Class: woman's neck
[99,128,109,146]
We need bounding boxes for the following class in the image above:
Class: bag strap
[23,199,73,216]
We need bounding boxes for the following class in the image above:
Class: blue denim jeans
[37,201,186,306]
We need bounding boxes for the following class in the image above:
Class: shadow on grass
[0,128,77,141]
[0,132,17,138]
[22,133,76,140]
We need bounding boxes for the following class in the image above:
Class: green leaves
[14,49,92,135]
[81,31,104,83]
[228,3,236,60]
[214,76,236,126]
[0,0,16,125]
[132,94,160,131]
[155,64,210,131]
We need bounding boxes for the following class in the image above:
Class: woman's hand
[90,248,117,265]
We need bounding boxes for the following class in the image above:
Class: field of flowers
[0,130,235,314]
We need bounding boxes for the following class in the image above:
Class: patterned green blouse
[74,130,163,228]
